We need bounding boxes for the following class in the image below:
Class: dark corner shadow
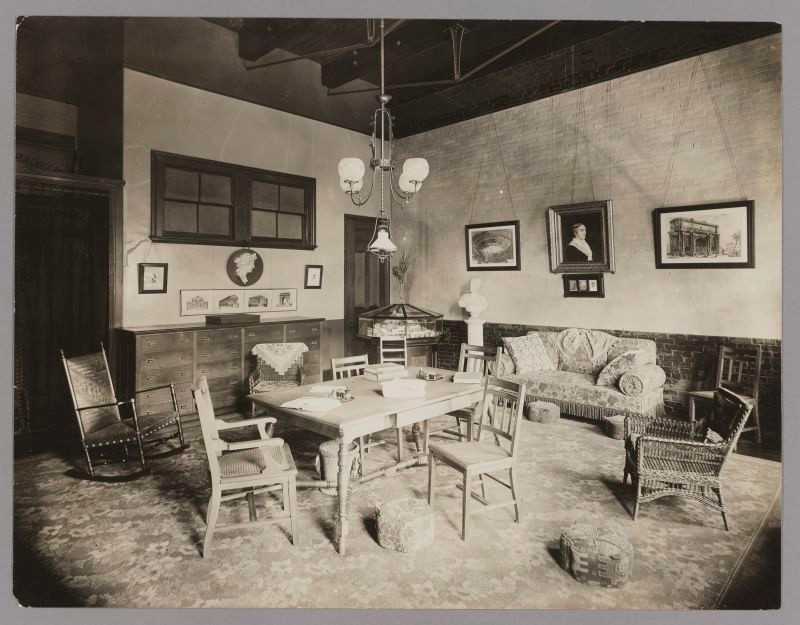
[13,534,84,607]
[600,476,634,517]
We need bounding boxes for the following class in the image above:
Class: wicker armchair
[623,387,753,530]
[248,343,307,421]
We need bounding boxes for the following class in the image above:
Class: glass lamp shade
[402,158,429,183]
[398,172,417,193]
[338,158,365,182]
[340,178,363,193]
[367,220,398,256]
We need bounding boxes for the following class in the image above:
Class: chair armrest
[637,435,726,468]
[625,415,699,440]
[216,416,277,439]
[224,437,284,452]
[76,398,134,412]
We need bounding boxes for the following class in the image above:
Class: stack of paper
[380,378,427,398]
[279,397,341,413]
[364,363,408,382]
[453,371,483,384]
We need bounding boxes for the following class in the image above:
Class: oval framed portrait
[226,249,264,286]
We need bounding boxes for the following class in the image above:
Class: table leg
[468,401,480,442]
[336,437,352,555]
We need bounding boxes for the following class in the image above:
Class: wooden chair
[624,387,753,530]
[61,344,187,479]
[438,343,503,441]
[379,336,408,366]
[428,376,527,541]
[193,376,298,557]
[688,345,762,444]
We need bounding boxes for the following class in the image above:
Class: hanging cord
[580,90,595,201]
[661,55,700,207]
[605,80,611,200]
[467,118,491,224]
[570,91,580,203]
[699,56,747,200]
[490,113,518,219]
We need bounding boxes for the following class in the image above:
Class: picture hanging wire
[570,89,595,204]
[466,113,517,223]
[466,117,490,225]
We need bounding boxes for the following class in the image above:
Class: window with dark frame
[151,151,316,249]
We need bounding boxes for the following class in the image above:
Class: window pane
[280,186,305,213]
[201,173,232,205]
[252,181,279,210]
[198,204,231,235]
[163,201,197,232]
[164,167,199,201]
[278,213,303,239]
[251,209,277,237]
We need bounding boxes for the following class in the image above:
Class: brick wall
[438,319,781,446]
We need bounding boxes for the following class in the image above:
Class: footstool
[603,415,626,440]
[527,401,560,424]
[375,498,434,552]
[559,523,634,587]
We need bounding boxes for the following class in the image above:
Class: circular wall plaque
[227,249,264,286]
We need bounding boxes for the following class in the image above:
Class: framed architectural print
[548,200,615,273]
[304,265,323,289]
[653,201,755,268]
[563,273,605,298]
[213,289,244,313]
[243,289,271,313]
[180,289,214,316]
[270,288,297,312]
[464,220,521,271]
[138,263,168,294]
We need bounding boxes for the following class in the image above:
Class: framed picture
[226,248,264,286]
[563,273,605,298]
[213,289,244,313]
[269,288,297,312]
[180,289,214,316]
[243,289,271,313]
[304,265,323,289]
[464,220,521,271]
[547,200,615,273]
[138,263,168,294]
[653,200,755,269]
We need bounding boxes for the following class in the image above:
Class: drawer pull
[201,337,210,343]
[247,332,256,337]
[180,372,189,377]
[146,392,155,399]
[202,353,210,358]
[146,375,156,382]
[146,358,155,365]
[230,351,237,356]
[146,341,156,347]
[180,338,189,344]
[201,368,210,374]
[181,355,191,361]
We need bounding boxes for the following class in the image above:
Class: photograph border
[179,289,214,316]
[547,200,615,274]
[464,220,522,271]
[563,273,605,298]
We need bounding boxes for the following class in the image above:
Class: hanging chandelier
[337,19,429,262]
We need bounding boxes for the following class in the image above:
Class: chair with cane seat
[194,376,298,557]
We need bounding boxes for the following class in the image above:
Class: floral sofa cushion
[502,333,555,374]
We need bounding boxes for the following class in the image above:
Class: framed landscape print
[180,289,213,316]
[653,200,755,269]
[563,273,605,298]
[548,200,615,273]
[243,289,271,313]
[138,263,168,294]
[464,220,521,271]
[213,289,244,313]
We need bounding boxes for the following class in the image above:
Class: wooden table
[248,369,485,554]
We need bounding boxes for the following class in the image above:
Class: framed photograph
[653,200,755,269]
[180,289,214,316]
[138,263,168,294]
[213,289,244,313]
[243,289,271,313]
[563,273,605,298]
[304,265,323,289]
[269,288,297,312]
[547,200,615,273]
[464,220,521,271]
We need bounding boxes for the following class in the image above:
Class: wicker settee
[496,329,666,421]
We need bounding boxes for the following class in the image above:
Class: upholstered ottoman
[559,523,634,587]
[315,439,361,496]
[603,415,626,440]
[527,401,560,424]
[376,498,434,552]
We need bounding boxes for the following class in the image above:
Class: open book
[279,396,341,413]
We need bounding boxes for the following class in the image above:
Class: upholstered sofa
[496,329,666,421]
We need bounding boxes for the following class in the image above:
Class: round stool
[559,523,634,587]
[375,497,435,552]
[528,401,560,424]
[315,439,361,496]
[603,415,627,440]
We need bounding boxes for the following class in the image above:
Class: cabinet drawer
[196,360,241,378]
[136,383,193,407]
[207,375,243,393]
[210,391,239,409]
[243,325,284,346]
[139,349,193,370]
[196,329,242,346]
[136,397,194,417]
[285,322,320,340]
[137,365,193,389]
[137,332,193,353]
[288,336,320,351]
[196,344,242,363]
[304,350,321,366]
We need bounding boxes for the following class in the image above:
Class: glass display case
[358,303,443,339]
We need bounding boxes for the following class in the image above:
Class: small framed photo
[180,289,213,316]
[138,263,168,294]
[563,273,604,298]
[304,265,323,289]
[213,289,244,313]
[243,289,271,313]
[464,220,521,271]
[269,288,297,312]
[547,200,615,273]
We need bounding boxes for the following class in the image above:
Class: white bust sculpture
[459,277,488,319]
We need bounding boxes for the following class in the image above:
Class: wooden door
[344,215,390,358]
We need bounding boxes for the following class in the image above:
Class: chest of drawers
[116,317,324,415]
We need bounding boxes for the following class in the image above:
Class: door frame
[343,214,390,357]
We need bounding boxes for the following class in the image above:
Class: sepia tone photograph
[7,1,791,621]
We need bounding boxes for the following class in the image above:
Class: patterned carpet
[13,416,781,609]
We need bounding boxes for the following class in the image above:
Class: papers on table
[308,385,347,396]
[380,378,427,398]
[279,397,341,413]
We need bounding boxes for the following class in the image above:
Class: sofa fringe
[523,393,665,421]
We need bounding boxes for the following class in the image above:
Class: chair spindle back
[332,354,369,379]
[476,376,526,456]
